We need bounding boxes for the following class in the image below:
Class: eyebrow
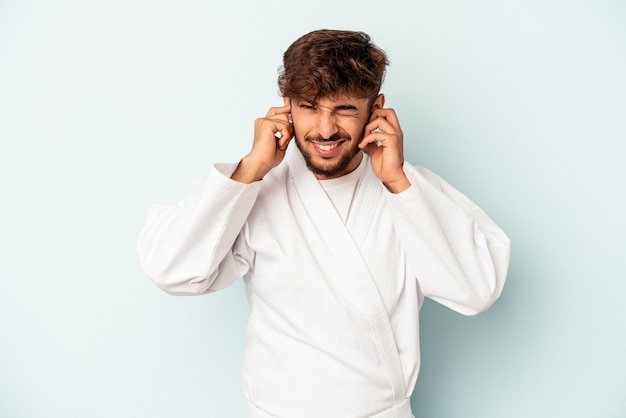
[298,99,359,112]
[334,104,358,112]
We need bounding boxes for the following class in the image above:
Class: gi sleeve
[137,163,261,295]
[386,164,511,315]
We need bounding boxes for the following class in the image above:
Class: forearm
[230,155,272,184]
[137,163,260,295]
[388,165,511,315]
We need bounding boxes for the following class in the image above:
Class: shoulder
[402,161,446,192]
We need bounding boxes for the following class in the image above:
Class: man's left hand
[359,108,411,193]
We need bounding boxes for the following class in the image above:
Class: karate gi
[137,148,510,418]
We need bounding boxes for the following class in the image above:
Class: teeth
[318,143,339,151]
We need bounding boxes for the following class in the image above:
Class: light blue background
[1,1,624,417]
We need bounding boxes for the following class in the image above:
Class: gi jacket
[137,149,511,418]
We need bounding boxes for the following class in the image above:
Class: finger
[369,107,398,121]
[369,108,400,129]
[265,105,292,118]
[359,131,395,149]
[277,134,292,151]
[365,116,398,137]
[365,141,381,156]
[275,121,293,150]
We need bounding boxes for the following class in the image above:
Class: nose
[316,112,339,139]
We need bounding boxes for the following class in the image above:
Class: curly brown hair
[278,29,389,103]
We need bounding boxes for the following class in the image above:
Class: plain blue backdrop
[1,0,624,417]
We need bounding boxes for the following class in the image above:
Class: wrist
[383,173,411,194]
[230,155,271,184]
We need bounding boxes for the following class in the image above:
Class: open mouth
[311,140,345,157]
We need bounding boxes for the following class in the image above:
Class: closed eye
[296,101,359,116]
[333,105,359,117]
[336,108,358,116]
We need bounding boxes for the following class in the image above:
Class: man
[138,29,510,418]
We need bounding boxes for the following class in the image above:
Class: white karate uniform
[137,149,510,418]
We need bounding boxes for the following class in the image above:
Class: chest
[244,186,408,313]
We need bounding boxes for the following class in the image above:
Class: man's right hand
[231,104,293,184]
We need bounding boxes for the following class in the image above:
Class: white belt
[371,398,414,418]
[247,398,414,418]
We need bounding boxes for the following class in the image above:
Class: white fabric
[248,397,413,418]
[137,148,510,418]
[318,156,365,223]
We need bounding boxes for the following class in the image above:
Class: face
[286,94,383,179]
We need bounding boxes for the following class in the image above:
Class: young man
[138,30,510,418]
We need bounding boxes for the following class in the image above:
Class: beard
[295,132,362,178]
